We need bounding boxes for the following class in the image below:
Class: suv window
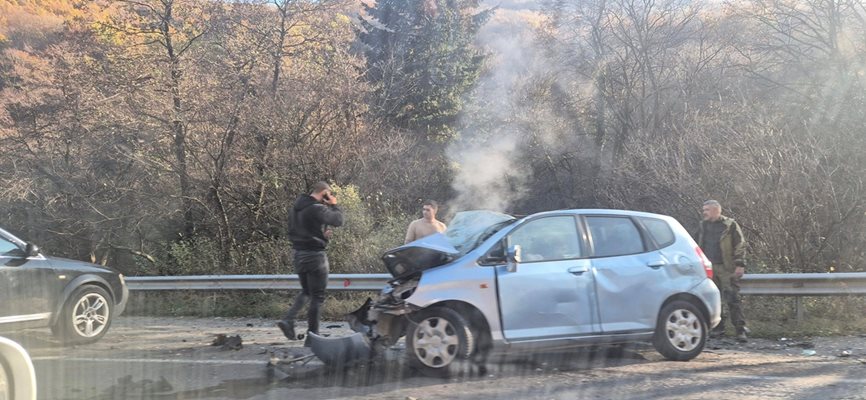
[0,237,21,256]
[639,217,675,249]
[586,216,645,257]
[508,216,582,262]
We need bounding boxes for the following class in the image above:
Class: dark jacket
[696,215,746,280]
[288,195,344,251]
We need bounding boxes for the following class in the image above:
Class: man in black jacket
[277,182,344,342]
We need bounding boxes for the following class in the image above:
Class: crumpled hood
[382,233,458,279]
[391,232,460,254]
[382,211,515,279]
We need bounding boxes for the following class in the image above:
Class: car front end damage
[308,277,419,365]
[307,211,515,367]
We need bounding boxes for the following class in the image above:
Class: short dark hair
[422,199,439,210]
[703,200,721,208]
[311,181,331,194]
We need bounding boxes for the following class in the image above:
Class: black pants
[283,250,329,334]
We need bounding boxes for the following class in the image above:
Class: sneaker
[709,328,726,338]
[736,331,748,343]
[276,320,296,340]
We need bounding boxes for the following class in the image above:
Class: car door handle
[647,261,667,269]
[568,266,589,275]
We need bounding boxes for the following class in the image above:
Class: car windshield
[444,210,516,255]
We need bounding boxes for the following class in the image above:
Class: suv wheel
[653,300,707,361]
[406,307,474,377]
[53,285,114,345]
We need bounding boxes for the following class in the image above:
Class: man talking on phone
[277,181,343,344]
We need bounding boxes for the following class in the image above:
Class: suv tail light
[695,246,713,279]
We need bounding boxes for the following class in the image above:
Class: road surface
[4,316,865,399]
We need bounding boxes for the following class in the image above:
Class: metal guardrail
[126,272,866,295]
[125,274,391,291]
[740,272,866,296]
[125,272,866,322]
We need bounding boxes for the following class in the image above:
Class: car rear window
[586,216,645,257]
[639,217,675,248]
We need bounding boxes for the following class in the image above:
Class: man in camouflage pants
[697,200,749,342]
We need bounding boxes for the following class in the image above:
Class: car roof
[525,208,676,221]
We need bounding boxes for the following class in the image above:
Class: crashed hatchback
[311,209,722,376]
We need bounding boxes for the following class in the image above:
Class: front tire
[653,300,707,361]
[53,285,114,345]
[406,307,474,378]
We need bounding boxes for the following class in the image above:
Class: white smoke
[447,4,544,213]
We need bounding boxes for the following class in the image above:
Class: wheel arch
[659,293,711,327]
[422,300,493,354]
[50,275,115,326]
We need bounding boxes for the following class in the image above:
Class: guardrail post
[795,297,804,324]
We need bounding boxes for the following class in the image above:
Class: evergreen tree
[358,0,490,141]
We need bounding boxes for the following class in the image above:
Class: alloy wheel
[71,293,110,338]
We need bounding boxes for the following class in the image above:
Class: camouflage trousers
[712,264,747,333]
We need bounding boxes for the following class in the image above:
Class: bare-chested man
[404,200,447,244]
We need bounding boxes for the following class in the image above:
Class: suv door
[585,215,671,333]
[494,215,599,341]
[0,235,54,325]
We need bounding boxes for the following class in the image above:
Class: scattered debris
[211,334,228,346]
[307,332,372,365]
[802,350,817,356]
[211,334,243,350]
[246,323,254,327]
[839,350,852,357]
[268,353,316,366]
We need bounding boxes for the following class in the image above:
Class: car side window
[586,216,645,257]
[0,237,21,256]
[639,217,675,249]
[508,216,582,263]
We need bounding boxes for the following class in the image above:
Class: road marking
[708,373,866,384]
[31,356,267,366]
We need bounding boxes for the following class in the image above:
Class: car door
[584,215,671,333]
[0,235,54,324]
[495,215,600,341]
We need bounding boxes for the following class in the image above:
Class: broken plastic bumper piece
[307,331,373,366]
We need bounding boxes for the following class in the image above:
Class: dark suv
[0,227,128,344]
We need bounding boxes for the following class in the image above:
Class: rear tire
[406,307,474,378]
[653,300,707,361]
[52,285,114,345]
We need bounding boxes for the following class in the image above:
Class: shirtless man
[404,200,447,244]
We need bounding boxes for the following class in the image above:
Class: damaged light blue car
[309,209,722,377]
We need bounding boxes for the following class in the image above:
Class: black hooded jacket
[288,195,344,251]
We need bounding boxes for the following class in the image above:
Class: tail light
[695,246,713,279]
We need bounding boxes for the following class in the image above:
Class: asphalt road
[5,316,866,399]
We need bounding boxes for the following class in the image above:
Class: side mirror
[506,245,521,273]
[24,243,40,258]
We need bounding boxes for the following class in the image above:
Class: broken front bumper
[309,279,418,366]
[306,331,373,365]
